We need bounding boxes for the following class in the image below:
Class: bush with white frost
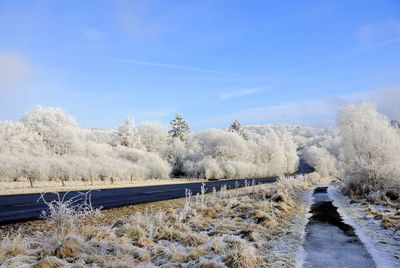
[181,129,298,179]
[338,103,400,196]
[302,145,338,178]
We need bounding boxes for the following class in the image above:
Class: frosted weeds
[0,175,312,267]
[39,191,102,237]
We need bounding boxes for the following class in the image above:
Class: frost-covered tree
[169,114,190,142]
[138,122,169,153]
[163,138,187,177]
[21,106,81,155]
[0,121,45,155]
[338,103,400,195]
[229,119,248,140]
[117,117,138,148]
[182,128,298,179]
[302,145,338,178]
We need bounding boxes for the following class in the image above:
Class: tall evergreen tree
[169,114,190,142]
[229,119,248,140]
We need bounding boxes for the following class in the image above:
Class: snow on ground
[330,187,400,268]
[301,184,375,268]
[266,189,311,268]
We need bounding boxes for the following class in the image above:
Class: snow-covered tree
[182,128,298,179]
[0,121,45,155]
[228,119,248,140]
[138,122,169,153]
[338,103,400,195]
[302,145,338,178]
[21,106,81,155]
[117,117,138,148]
[169,114,190,142]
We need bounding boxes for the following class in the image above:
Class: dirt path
[301,186,376,268]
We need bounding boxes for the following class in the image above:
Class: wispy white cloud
[219,88,263,100]
[101,18,400,87]
[265,2,347,27]
[197,88,400,129]
[267,36,400,79]
[106,21,400,83]
[83,28,103,40]
[357,20,400,45]
[112,0,180,39]
[0,52,31,92]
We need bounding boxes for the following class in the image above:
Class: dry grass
[0,232,30,260]
[31,256,66,268]
[0,175,312,267]
[358,193,400,233]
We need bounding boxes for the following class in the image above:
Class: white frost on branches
[0,106,300,187]
[338,103,400,194]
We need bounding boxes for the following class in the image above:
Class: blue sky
[1,0,400,130]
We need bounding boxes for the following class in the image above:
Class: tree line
[0,106,299,187]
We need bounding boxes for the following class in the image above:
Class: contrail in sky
[111,58,271,80]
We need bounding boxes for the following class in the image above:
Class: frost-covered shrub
[39,191,102,237]
[338,103,400,196]
[302,145,338,178]
[116,147,171,179]
[181,129,298,179]
[196,129,249,161]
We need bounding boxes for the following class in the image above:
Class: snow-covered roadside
[0,179,204,196]
[295,189,313,268]
[330,187,400,267]
[264,188,312,267]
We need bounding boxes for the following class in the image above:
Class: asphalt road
[0,160,313,225]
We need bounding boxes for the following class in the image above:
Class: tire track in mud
[301,186,375,268]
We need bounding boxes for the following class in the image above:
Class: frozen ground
[301,185,375,268]
[299,184,400,268]
[331,188,400,267]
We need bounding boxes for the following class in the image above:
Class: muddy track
[302,186,375,268]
